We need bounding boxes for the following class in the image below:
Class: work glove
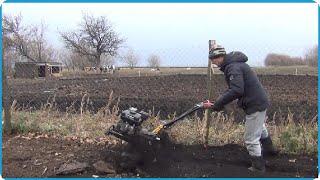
[202,100,214,109]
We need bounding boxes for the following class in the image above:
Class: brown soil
[9,74,317,123]
[3,134,317,178]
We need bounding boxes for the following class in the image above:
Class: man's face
[210,56,224,67]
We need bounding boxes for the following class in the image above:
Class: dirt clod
[55,161,89,175]
[93,160,116,174]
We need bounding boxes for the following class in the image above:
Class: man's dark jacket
[213,51,269,115]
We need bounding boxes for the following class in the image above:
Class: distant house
[14,62,63,79]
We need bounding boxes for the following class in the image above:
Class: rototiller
[106,103,204,143]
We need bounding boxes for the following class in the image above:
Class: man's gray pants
[244,110,268,157]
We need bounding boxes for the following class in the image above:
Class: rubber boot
[248,155,266,173]
[260,136,279,157]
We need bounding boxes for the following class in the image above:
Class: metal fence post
[202,40,216,147]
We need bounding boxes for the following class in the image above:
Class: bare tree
[2,14,15,133]
[121,48,139,68]
[27,22,57,62]
[100,54,115,67]
[57,50,91,71]
[305,45,318,67]
[2,14,57,133]
[2,15,15,74]
[2,16,14,51]
[56,49,71,71]
[60,13,124,67]
[3,14,56,62]
[69,53,92,70]
[147,54,161,68]
[264,53,306,66]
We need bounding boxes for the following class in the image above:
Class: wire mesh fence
[2,44,318,133]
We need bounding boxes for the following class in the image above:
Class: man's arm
[213,65,244,111]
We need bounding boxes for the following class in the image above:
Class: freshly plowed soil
[9,74,317,122]
[3,134,317,178]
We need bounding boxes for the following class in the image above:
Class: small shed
[14,62,63,79]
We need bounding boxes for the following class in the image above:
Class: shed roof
[15,62,63,66]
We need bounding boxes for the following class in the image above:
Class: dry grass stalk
[9,96,318,155]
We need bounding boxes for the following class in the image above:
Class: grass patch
[167,111,317,155]
[10,93,120,139]
[9,97,317,155]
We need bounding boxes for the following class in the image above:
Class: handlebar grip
[152,124,164,134]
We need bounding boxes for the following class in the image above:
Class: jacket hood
[220,51,248,72]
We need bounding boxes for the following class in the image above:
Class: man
[203,45,278,172]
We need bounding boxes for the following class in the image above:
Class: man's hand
[202,100,214,109]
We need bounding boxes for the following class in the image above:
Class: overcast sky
[3,3,318,67]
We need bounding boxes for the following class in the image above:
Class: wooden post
[45,63,51,79]
[2,46,12,134]
[202,40,216,147]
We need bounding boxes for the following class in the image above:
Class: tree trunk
[96,54,101,67]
